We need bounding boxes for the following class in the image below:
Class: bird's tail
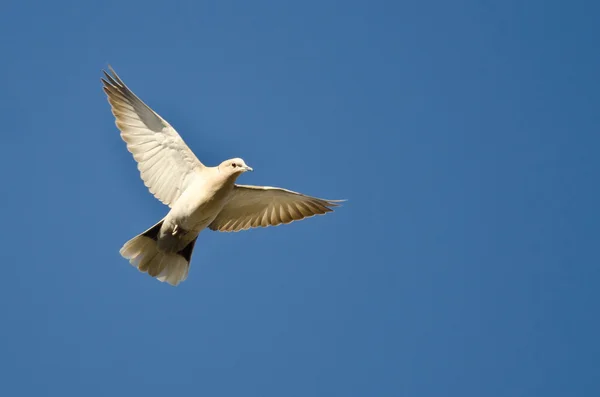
[119,219,198,286]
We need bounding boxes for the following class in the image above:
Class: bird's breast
[166,178,233,232]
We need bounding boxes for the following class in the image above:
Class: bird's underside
[101,65,344,286]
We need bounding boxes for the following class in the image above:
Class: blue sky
[1,0,599,396]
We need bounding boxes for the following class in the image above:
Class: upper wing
[101,66,204,207]
[209,185,343,232]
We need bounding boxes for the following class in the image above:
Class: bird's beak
[245,165,253,172]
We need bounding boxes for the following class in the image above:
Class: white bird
[101,66,343,286]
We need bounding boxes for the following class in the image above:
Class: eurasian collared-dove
[101,66,343,286]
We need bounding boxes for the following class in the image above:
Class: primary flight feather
[102,66,343,286]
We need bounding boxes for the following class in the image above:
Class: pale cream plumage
[209,185,340,232]
[102,66,343,286]
[102,67,204,207]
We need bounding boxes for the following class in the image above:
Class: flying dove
[101,66,343,286]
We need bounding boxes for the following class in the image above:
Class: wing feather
[101,66,204,207]
[209,185,343,232]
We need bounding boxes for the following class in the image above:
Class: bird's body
[102,66,343,286]
[160,166,236,252]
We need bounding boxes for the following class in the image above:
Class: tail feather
[120,220,198,286]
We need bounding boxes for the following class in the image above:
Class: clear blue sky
[1,0,598,396]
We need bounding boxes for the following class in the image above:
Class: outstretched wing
[102,66,204,207]
[209,185,343,232]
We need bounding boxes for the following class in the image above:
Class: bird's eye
[232,163,237,168]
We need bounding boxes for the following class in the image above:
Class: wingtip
[101,64,120,83]
[101,63,112,75]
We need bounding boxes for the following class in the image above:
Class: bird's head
[219,158,253,175]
